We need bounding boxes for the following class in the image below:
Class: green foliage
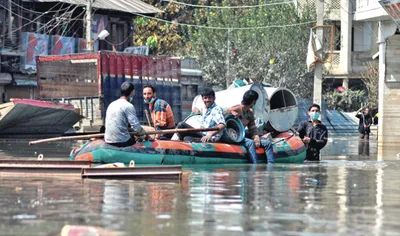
[134,0,317,98]
[133,1,188,55]
[323,89,367,112]
[186,0,316,97]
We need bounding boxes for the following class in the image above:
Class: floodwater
[0,137,399,235]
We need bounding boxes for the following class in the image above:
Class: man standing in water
[105,82,147,147]
[175,88,225,142]
[143,85,175,140]
[355,107,372,140]
[297,104,328,161]
[226,90,275,164]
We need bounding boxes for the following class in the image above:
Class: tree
[133,1,193,56]
[186,0,316,98]
[361,61,379,108]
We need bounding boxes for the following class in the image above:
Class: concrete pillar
[377,21,385,149]
[340,0,352,88]
[377,22,400,160]
[313,0,324,105]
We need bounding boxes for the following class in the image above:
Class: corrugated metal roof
[24,0,162,14]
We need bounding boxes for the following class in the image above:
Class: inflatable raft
[70,132,306,164]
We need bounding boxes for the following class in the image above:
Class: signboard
[20,32,49,70]
[123,46,149,56]
[51,35,75,55]
[92,14,109,35]
[379,0,400,26]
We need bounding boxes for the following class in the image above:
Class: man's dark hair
[200,88,215,97]
[143,84,156,93]
[120,82,135,97]
[308,103,321,111]
[242,90,259,106]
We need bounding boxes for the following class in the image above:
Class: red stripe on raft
[74,152,94,162]
[133,140,247,153]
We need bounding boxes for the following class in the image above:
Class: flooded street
[0,137,399,235]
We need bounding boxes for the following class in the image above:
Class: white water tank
[264,87,298,132]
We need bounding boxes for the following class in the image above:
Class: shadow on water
[0,139,82,159]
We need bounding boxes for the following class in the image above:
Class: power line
[105,31,133,46]
[11,1,71,15]
[0,3,75,34]
[162,0,295,9]
[48,10,85,54]
[12,6,70,34]
[338,0,379,41]
[43,5,80,35]
[6,5,81,51]
[133,12,315,30]
[0,3,41,23]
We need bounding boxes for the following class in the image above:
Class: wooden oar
[29,127,219,145]
[144,109,153,127]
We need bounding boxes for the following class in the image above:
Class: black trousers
[175,122,203,140]
[107,138,135,147]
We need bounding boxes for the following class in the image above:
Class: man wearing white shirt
[105,82,147,147]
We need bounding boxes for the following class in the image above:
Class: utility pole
[226,29,230,88]
[313,0,324,105]
[340,0,352,89]
[377,21,385,147]
[8,0,12,44]
[86,0,92,50]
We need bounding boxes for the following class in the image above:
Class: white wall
[353,22,373,52]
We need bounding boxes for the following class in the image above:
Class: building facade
[305,0,400,152]
[0,0,160,103]
[353,0,400,154]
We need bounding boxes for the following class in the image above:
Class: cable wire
[133,12,315,30]
[11,1,72,15]
[162,0,295,9]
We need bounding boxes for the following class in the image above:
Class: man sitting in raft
[143,84,175,140]
[104,82,147,147]
[225,90,276,164]
[175,88,226,142]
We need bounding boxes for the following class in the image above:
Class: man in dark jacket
[297,104,328,161]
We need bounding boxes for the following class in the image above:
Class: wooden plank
[0,166,83,177]
[82,165,182,180]
[0,160,92,168]
[0,163,182,181]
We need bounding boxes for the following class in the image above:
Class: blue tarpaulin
[14,80,37,86]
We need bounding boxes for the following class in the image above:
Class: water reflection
[0,139,79,159]
[0,162,400,235]
[358,140,370,156]
[0,138,400,235]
